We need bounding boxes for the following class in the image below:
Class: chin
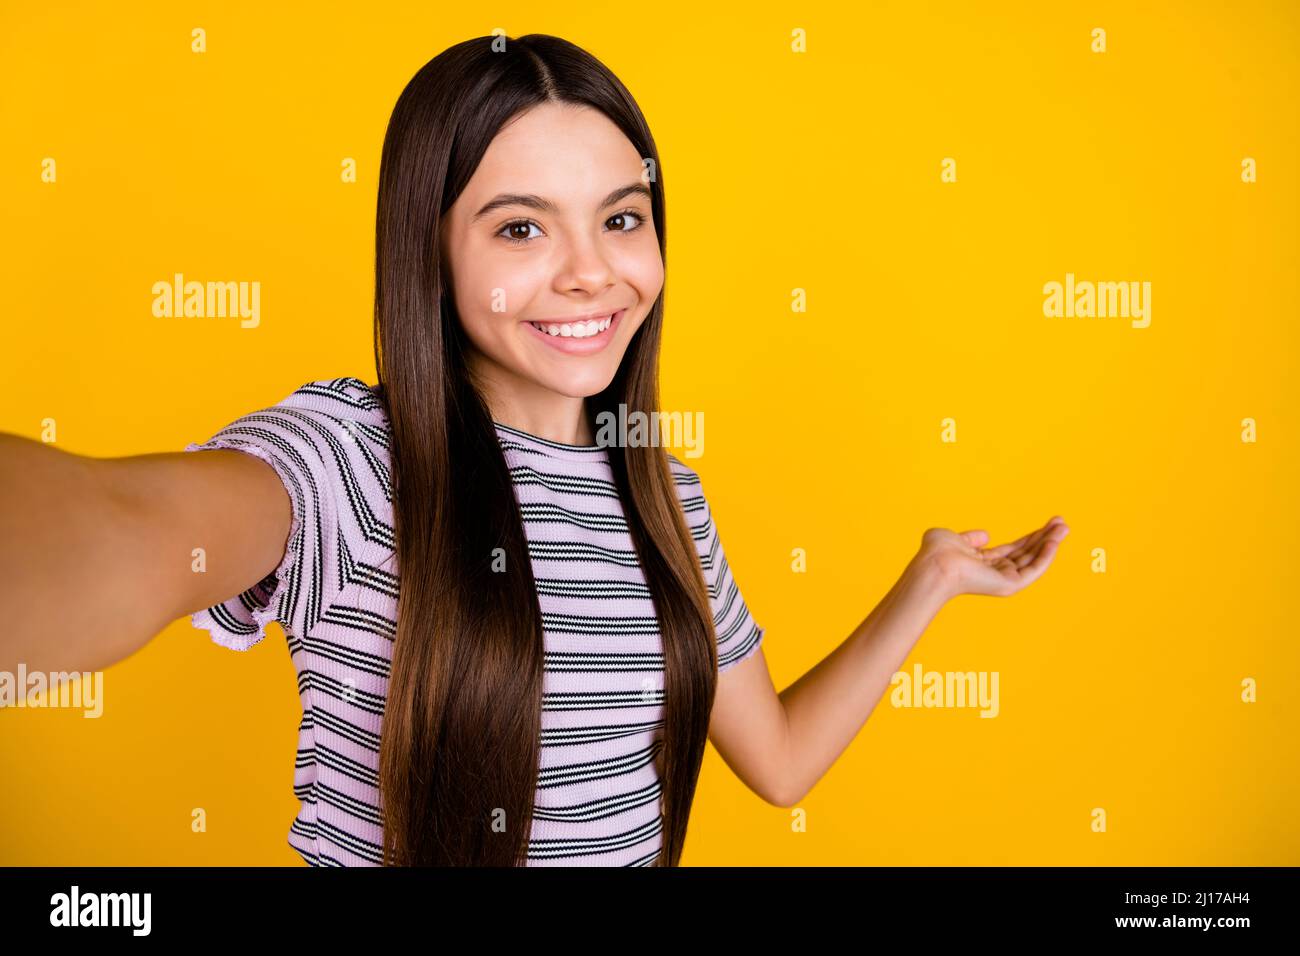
[537,368,620,400]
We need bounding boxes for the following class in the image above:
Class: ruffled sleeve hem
[183,437,304,651]
[718,624,765,675]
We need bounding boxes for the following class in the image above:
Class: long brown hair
[372,34,720,866]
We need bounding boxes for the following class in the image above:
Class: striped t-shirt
[184,377,765,866]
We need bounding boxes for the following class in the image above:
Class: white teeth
[530,313,614,338]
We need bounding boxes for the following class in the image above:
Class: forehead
[463,102,644,200]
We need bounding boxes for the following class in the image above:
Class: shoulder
[666,451,710,530]
[184,378,393,648]
[188,375,392,504]
[270,377,389,427]
[666,450,702,494]
[219,377,390,450]
[270,377,391,490]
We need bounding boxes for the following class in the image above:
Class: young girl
[1,33,1068,867]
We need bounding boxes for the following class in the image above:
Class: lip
[523,308,627,356]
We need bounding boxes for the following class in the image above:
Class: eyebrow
[470,182,652,222]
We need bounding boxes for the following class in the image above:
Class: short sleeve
[182,377,391,651]
[670,456,765,675]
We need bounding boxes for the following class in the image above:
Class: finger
[1013,522,1068,568]
[987,516,1061,561]
[960,529,989,548]
[982,530,1034,560]
[1017,529,1066,580]
[1014,542,1044,568]
[1009,517,1066,566]
[1015,545,1056,585]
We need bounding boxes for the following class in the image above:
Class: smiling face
[439,101,664,436]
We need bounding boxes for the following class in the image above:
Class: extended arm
[0,433,293,678]
[709,519,1068,807]
[708,552,947,807]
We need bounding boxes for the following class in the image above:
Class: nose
[553,233,616,294]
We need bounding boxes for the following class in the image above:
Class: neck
[472,363,594,446]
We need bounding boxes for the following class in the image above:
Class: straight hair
[372,33,721,866]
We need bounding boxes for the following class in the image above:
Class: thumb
[960,529,990,548]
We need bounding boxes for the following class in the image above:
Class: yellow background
[1,0,1296,865]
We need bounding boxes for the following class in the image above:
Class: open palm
[921,516,1070,598]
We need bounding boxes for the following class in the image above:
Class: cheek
[625,248,665,301]
[451,255,543,338]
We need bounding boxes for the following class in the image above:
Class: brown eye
[607,211,645,233]
[498,220,544,245]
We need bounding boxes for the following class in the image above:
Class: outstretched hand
[919,516,1070,599]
